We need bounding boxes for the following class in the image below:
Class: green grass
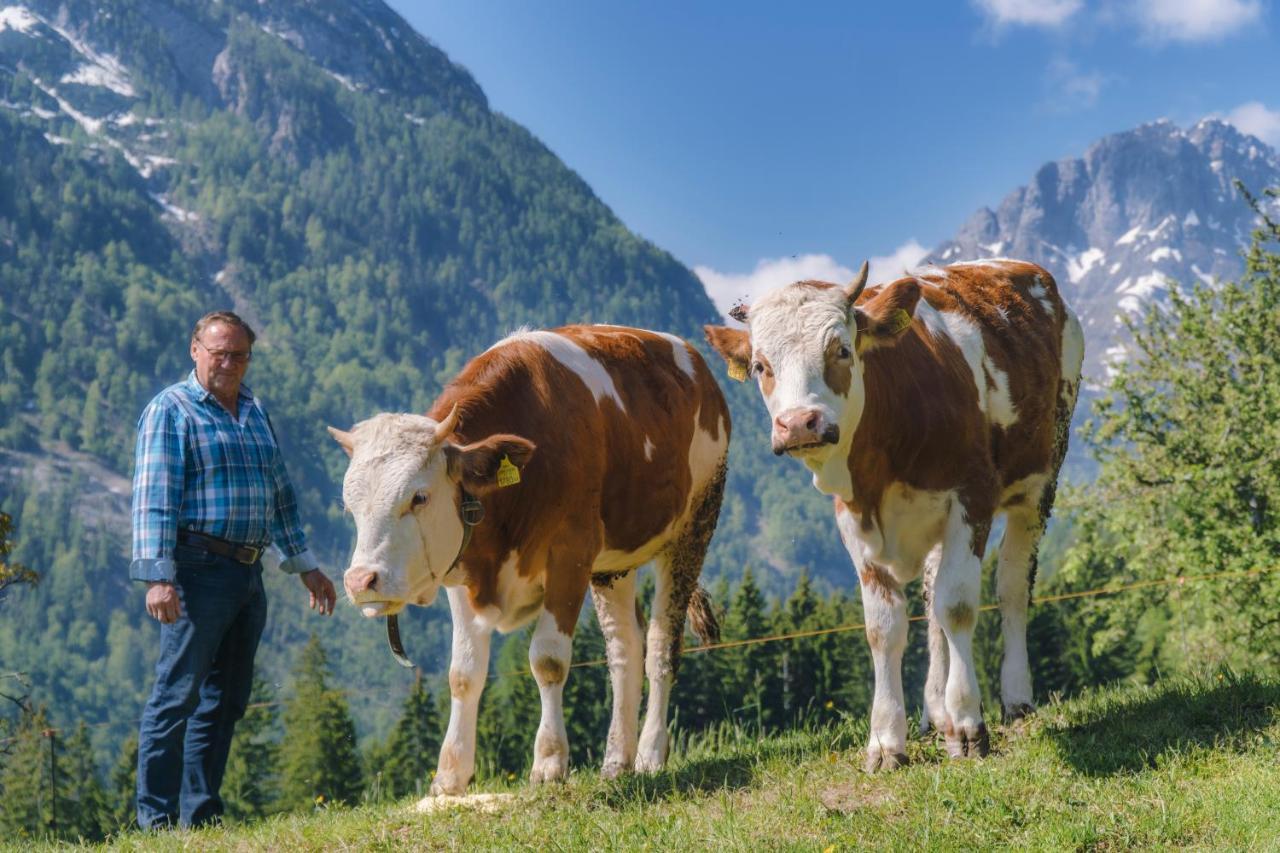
[35,673,1280,850]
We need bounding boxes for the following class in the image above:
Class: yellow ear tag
[727,362,748,382]
[496,455,521,488]
[888,309,913,334]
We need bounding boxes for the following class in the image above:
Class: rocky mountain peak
[929,118,1280,378]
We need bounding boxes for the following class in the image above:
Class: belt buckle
[240,544,263,564]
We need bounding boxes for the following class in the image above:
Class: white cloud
[973,0,1082,27]
[1044,58,1111,111]
[695,240,929,320]
[1223,101,1280,149]
[696,254,854,320]
[868,240,930,285]
[1135,0,1262,41]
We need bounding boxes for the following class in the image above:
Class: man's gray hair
[192,311,256,346]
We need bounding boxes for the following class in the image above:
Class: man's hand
[145,582,182,624]
[301,568,337,616]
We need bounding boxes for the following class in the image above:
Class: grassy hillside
[70,673,1279,850]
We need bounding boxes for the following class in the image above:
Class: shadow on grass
[592,720,865,807]
[1044,672,1280,776]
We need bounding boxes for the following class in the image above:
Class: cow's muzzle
[772,407,840,456]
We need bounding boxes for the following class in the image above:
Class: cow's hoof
[1002,702,1036,724]
[943,719,990,758]
[635,730,669,773]
[530,754,568,784]
[429,774,469,797]
[600,760,632,781]
[864,747,909,773]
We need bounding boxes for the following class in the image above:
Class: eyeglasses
[195,339,252,364]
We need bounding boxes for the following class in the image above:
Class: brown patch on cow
[945,602,975,631]
[854,278,922,353]
[427,325,729,632]
[532,655,566,686]
[823,339,852,397]
[969,518,992,558]
[703,325,750,383]
[837,262,1070,537]
[658,463,727,673]
[448,668,475,699]
[859,561,900,604]
[755,352,776,398]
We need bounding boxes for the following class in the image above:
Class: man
[130,310,337,829]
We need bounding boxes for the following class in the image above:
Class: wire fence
[2,563,1276,744]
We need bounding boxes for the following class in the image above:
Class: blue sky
[388,1,1279,313]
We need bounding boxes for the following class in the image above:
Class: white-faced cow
[329,325,729,792]
[705,259,1083,771]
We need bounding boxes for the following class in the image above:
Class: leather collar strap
[386,489,485,669]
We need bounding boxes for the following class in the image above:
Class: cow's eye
[752,361,765,377]
[837,344,852,359]
[411,492,428,509]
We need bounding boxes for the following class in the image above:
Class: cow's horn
[435,403,460,441]
[846,260,869,304]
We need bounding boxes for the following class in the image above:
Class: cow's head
[704,261,919,465]
[328,407,534,617]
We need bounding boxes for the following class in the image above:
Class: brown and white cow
[329,325,729,791]
[705,259,1083,771]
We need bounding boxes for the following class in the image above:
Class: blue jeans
[136,546,267,829]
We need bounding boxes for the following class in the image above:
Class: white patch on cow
[929,499,985,738]
[432,586,494,795]
[657,332,696,378]
[509,330,628,414]
[948,257,1021,269]
[340,413,463,612]
[917,301,1015,428]
[1028,275,1057,317]
[590,570,643,775]
[480,551,544,634]
[985,362,1017,428]
[528,613,573,783]
[746,283,856,463]
[1060,308,1085,407]
[643,436,655,461]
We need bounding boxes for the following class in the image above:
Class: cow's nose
[344,568,378,597]
[772,408,838,455]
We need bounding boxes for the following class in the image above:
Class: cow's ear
[703,325,752,382]
[328,426,354,457]
[445,434,536,495]
[853,279,920,354]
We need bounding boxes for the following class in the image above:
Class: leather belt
[177,530,264,565]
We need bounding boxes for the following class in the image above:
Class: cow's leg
[590,570,644,779]
[637,549,697,772]
[431,586,493,795]
[858,561,910,772]
[528,546,592,785]
[528,608,575,784]
[997,506,1045,722]
[919,544,949,736]
[933,506,990,759]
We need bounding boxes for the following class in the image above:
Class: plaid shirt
[130,371,315,582]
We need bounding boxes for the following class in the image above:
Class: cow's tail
[687,585,721,645]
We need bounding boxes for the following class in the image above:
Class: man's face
[190,322,252,401]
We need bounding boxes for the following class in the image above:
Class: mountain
[928,118,1280,378]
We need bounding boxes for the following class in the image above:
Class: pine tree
[0,706,55,840]
[61,722,108,842]
[277,635,363,811]
[106,733,138,834]
[221,677,280,821]
[720,568,780,731]
[368,673,442,800]
[475,629,539,778]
